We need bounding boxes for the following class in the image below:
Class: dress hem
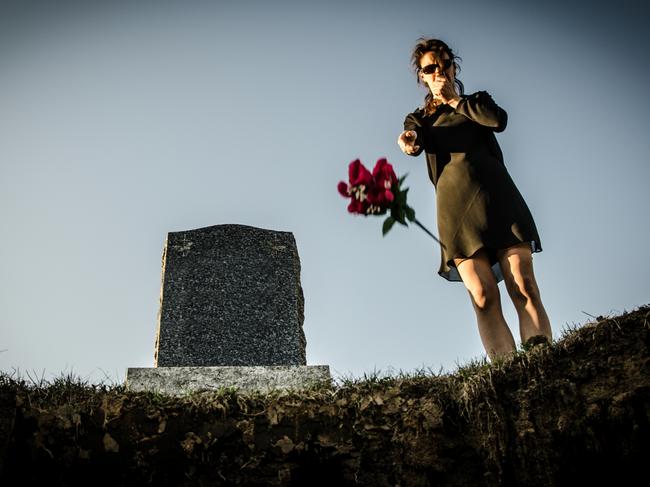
[438,240,542,283]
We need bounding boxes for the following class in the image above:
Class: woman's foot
[521,335,551,351]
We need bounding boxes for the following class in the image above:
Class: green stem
[413,218,445,249]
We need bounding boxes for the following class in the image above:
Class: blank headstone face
[154,224,306,367]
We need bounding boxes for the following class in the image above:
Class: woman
[397,38,552,361]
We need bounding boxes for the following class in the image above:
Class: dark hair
[410,37,464,116]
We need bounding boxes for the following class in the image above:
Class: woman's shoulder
[405,105,429,121]
[403,107,426,127]
[406,106,426,116]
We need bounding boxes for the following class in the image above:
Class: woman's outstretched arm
[402,112,425,156]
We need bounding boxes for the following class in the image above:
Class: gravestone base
[125,365,332,396]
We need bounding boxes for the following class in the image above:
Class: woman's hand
[427,73,461,106]
[398,130,420,155]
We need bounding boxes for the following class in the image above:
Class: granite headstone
[154,224,307,367]
[126,224,331,395]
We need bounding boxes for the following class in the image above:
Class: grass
[0,333,567,407]
[2,304,648,487]
[2,302,648,408]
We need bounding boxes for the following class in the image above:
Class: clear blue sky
[1,0,648,384]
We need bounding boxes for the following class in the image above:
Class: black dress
[403,90,542,283]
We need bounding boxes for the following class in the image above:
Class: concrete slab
[125,365,332,396]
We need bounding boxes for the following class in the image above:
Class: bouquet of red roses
[337,158,441,244]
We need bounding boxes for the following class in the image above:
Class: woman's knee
[499,246,541,305]
[455,248,500,311]
[507,273,541,306]
[467,279,500,311]
[521,275,541,302]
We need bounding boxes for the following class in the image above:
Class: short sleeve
[454,91,507,132]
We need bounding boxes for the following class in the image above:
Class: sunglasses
[420,58,453,75]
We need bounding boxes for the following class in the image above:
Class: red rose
[347,198,368,214]
[372,157,397,190]
[348,159,373,187]
[362,158,396,207]
[366,185,393,206]
[338,156,439,242]
[337,181,350,197]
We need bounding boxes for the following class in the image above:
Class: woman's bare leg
[496,243,552,344]
[454,249,516,361]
